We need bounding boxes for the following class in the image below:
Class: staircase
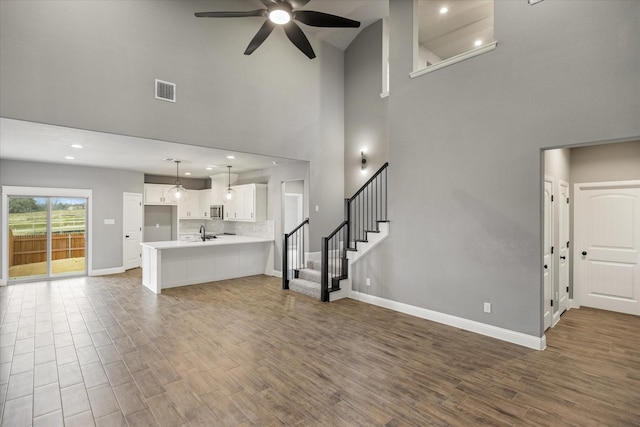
[282,163,389,302]
[287,260,322,299]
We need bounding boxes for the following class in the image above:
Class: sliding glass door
[7,196,87,282]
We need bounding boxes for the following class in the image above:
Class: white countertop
[141,235,273,250]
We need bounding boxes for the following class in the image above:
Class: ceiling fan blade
[259,0,278,6]
[286,0,310,8]
[195,10,266,18]
[244,20,276,55]
[283,21,315,59]
[294,10,360,28]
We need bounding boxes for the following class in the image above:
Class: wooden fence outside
[9,229,85,267]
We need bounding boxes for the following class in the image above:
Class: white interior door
[123,193,143,270]
[543,179,554,330]
[557,181,570,317]
[575,181,640,315]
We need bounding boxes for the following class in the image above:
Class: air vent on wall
[155,79,176,102]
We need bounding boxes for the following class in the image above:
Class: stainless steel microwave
[210,205,223,220]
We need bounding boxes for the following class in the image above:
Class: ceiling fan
[195,0,360,59]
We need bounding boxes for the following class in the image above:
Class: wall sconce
[360,151,367,174]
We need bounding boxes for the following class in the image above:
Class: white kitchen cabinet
[199,191,212,219]
[223,184,267,221]
[144,184,177,205]
[178,192,200,218]
[179,190,214,219]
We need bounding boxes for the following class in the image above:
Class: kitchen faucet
[199,224,206,241]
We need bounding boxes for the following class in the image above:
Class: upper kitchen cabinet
[178,190,214,219]
[224,184,267,222]
[144,184,177,205]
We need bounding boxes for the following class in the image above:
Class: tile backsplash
[179,219,274,240]
[179,220,224,235]
[224,220,274,239]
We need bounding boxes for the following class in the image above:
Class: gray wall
[144,175,210,190]
[238,162,310,272]
[571,140,640,184]
[344,20,389,197]
[143,205,175,242]
[348,0,640,337]
[0,159,144,278]
[0,0,344,251]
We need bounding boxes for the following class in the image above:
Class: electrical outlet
[366,278,371,286]
[156,223,160,228]
[315,205,319,212]
[484,302,491,314]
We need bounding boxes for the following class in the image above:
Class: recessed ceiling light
[439,6,448,14]
[184,172,191,176]
[226,155,235,159]
[70,144,83,149]
[272,161,279,165]
[65,156,75,160]
[474,39,483,47]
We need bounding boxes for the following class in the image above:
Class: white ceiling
[0,118,304,178]
[299,0,390,50]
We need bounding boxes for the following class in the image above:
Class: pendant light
[167,160,188,202]
[225,165,234,200]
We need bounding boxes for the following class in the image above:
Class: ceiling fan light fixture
[269,9,291,25]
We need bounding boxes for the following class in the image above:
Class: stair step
[288,278,321,299]
[297,268,321,284]
[305,260,341,271]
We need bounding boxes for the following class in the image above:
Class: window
[382,18,390,97]
[412,0,497,77]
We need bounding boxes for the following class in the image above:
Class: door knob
[125,235,130,238]
[581,251,587,256]
[544,264,548,269]
[560,256,566,260]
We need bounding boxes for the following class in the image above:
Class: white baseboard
[349,291,546,351]
[0,278,6,286]
[569,299,580,309]
[89,267,125,277]
[266,269,282,278]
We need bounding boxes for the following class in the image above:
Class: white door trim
[554,180,570,325]
[543,176,555,330]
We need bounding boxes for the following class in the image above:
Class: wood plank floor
[1,270,639,426]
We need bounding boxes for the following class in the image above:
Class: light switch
[104,219,115,225]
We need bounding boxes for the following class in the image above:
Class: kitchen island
[140,235,272,294]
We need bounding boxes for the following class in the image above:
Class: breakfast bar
[140,235,272,294]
